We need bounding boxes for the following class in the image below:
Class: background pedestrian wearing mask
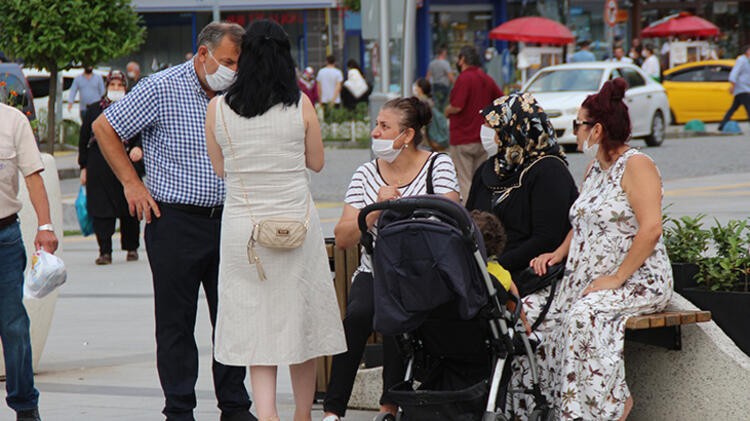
[67,66,105,121]
[78,70,143,265]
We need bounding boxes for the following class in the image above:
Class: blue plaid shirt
[104,60,225,207]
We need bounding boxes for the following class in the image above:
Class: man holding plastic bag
[0,103,59,421]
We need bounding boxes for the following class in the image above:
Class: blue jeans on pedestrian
[0,222,39,412]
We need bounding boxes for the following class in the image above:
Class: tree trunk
[45,67,59,155]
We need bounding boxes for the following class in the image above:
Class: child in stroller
[470,210,531,336]
[358,196,550,421]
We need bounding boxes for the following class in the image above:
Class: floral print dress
[538,148,672,420]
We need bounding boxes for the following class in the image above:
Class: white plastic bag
[24,250,67,299]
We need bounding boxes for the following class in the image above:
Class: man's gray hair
[197,22,244,50]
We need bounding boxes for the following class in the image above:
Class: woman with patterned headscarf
[466,92,578,419]
[78,70,144,265]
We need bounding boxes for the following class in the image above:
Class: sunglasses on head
[572,119,595,132]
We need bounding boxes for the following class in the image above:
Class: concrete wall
[0,154,62,375]
[348,294,750,418]
[626,294,750,420]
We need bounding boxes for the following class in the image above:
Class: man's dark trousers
[718,92,750,131]
[145,205,250,421]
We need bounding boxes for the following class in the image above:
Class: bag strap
[426,152,442,195]
[218,98,311,227]
[530,269,562,332]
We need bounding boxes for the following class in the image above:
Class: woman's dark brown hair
[382,96,432,146]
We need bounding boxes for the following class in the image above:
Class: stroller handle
[358,196,478,255]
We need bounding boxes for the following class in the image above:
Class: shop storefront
[113,0,346,76]
[635,0,750,59]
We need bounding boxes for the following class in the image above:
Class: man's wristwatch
[38,224,55,232]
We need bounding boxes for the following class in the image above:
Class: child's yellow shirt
[487,259,512,291]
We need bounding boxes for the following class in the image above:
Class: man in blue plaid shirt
[92,22,255,421]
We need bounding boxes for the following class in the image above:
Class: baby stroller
[358,196,551,421]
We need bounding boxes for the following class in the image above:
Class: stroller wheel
[373,413,397,421]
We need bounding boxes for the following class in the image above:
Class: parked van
[0,63,36,121]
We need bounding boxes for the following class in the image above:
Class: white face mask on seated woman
[480,125,498,156]
[371,132,405,163]
[582,131,599,159]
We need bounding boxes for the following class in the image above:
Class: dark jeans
[0,223,39,412]
[144,206,250,421]
[92,215,140,255]
[323,271,406,417]
[718,92,750,130]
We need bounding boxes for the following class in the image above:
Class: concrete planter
[671,262,699,293]
[681,287,750,356]
[0,153,62,376]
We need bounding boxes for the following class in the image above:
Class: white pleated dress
[213,96,346,366]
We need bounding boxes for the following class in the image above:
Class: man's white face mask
[203,50,236,91]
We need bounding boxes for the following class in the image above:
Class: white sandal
[322,415,340,421]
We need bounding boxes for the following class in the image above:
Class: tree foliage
[0,0,145,71]
[343,0,361,12]
[0,0,145,151]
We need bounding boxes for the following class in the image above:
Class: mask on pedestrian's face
[203,50,236,91]
[107,90,125,102]
[127,71,137,80]
[84,67,93,74]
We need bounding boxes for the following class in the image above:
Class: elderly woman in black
[465,92,578,418]
[78,70,144,265]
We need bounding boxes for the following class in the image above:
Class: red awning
[641,13,720,38]
[489,17,574,46]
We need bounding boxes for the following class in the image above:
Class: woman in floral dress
[530,78,672,420]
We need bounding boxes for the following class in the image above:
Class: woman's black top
[466,156,579,274]
[78,101,143,218]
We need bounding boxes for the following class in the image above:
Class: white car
[23,67,109,125]
[521,62,670,149]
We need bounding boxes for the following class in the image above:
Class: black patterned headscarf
[480,92,566,182]
[99,70,128,110]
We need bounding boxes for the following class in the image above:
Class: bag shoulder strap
[426,152,443,195]
[218,98,311,226]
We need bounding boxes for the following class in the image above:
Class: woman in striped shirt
[322,97,460,421]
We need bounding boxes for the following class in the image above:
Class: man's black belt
[0,213,18,230]
[159,202,223,219]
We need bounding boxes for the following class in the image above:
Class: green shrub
[663,214,710,263]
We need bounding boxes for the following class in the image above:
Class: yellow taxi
[662,59,749,124]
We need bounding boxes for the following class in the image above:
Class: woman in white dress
[205,20,346,421]
[530,78,672,420]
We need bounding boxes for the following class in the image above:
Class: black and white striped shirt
[345,152,460,274]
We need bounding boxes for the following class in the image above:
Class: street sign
[604,0,618,28]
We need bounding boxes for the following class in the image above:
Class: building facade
[114,0,355,77]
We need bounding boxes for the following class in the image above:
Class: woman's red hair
[581,78,630,160]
